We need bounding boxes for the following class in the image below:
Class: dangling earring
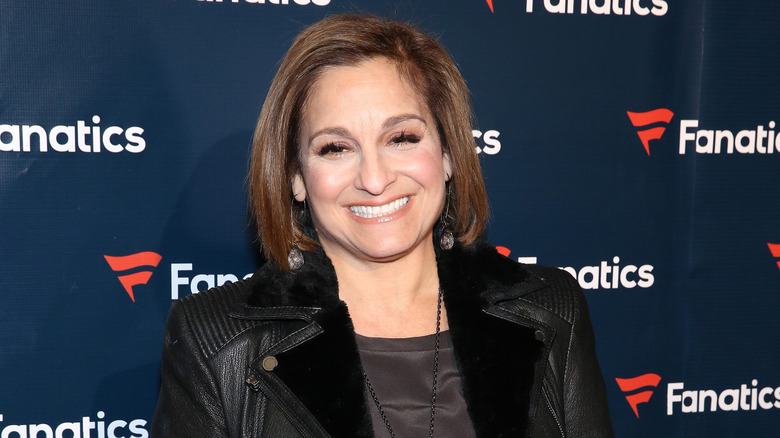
[288,201,304,270]
[440,183,454,251]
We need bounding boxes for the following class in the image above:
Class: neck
[326,240,446,338]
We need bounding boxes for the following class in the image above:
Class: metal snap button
[262,355,278,371]
[534,330,546,343]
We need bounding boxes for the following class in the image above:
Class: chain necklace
[363,288,443,438]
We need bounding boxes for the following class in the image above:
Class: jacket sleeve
[562,275,615,437]
[151,300,229,437]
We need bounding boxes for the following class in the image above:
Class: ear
[292,172,307,202]
[442,151,453,181]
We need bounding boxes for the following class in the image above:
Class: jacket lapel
[235,249,374,438]
[438,241,550,438]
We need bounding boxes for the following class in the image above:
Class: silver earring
[440,184,454,250]
[288,202,304,270]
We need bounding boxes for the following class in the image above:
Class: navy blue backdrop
[2,0,779,436]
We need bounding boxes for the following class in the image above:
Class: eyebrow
[307,113,428,146]
[382,113,428,130]
[308,127,351,144]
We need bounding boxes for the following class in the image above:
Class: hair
[249,13,489,270]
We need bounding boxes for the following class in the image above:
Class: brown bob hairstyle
[249,13,489,270]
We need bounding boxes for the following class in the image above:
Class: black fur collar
[238,240,546,437]
[243,240,539,309]
[438,241,545,437]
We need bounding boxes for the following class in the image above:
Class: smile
[348,196,410,219]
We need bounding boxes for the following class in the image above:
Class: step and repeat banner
[2,0,778,436]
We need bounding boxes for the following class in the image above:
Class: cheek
[302,164,352,202]
[404,151,446,181]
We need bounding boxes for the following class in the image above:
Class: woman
[152,14,613,438]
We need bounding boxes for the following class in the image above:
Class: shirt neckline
[355,330,452,352]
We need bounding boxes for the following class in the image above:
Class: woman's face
[293,57,451,265]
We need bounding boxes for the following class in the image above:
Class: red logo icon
[495,246,537,264]
[615,373,661,418]
[769,243,780,271]
[485,0,494,13]
[627,108,674,155]
[104,251,162,302]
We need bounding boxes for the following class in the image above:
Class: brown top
[356,331,476,438]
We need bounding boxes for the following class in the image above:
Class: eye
[317,142,350,156]
[390,131,421,145]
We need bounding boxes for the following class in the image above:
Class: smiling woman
[152,13,614,438]
[249,14,488,271]
[292,58,451,270]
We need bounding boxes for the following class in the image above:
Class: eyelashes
[316,131,421,156]
[318,143,349,156]
[390,131,420,145]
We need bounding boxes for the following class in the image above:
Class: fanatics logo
[627,109,779,156]
[769,243,780,271]
[486,0,494,13]
[496,246,654,290]
[0,116,146,154]
[0,411,149,438]
[104,251,162,302]
[627,108,674,155]
[524,0,668,16]
[615,373,662,418]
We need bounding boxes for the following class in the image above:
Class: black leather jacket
[152,241,614,437]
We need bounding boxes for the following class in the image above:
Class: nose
[355,149,395,195]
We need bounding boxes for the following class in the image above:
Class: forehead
[301,58,429,128]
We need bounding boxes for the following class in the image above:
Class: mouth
[348,196,410,219]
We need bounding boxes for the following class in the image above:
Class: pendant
[440,228,454,250]
[288,246,304,270]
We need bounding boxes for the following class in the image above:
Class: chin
[355,237,430,262]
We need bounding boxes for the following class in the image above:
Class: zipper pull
[245,373,261,392]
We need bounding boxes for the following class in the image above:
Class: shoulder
[175,277,248,314]
[165,277,260,359]
[519,264,585,324]
[448,240,586,324]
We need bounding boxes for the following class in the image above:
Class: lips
[348,196,409,219]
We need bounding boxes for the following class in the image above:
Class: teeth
[350,196,409,219]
